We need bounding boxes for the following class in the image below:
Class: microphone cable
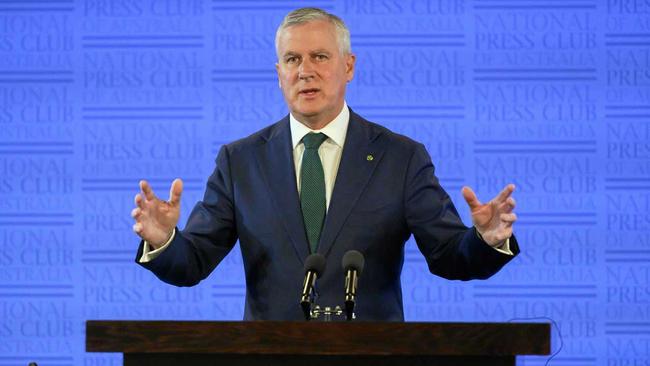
[507,316,563,366]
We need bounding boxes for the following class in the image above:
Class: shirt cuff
[476,229,514,256]
[492,238,513,255]
[138,228,176,263]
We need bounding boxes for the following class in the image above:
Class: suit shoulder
[221,118,286,154]
[356,115,423,153]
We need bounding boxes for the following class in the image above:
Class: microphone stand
[310,305,346,321]
[300,270,318,320]
[344,269,358,321]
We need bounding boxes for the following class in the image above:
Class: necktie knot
[302,132,327,150]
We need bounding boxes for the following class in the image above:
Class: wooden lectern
[86,321,550,366]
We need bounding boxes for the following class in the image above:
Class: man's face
[275,20,355,128]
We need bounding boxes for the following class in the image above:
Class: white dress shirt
[290,101,349,210]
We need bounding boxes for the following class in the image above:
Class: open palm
[461,184,517,247]
[131,179,183,248]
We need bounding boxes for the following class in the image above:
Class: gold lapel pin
[367,154,374,161]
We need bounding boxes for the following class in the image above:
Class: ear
[275,62,282,88]
[345,53,356,82]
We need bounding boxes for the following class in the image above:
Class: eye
[285,56,299,64]
[315,54,328,61]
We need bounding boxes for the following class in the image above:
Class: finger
[140,180,156,201]
[494,184,515,203]
[134,193,145,209]
[501,218,515,231]
[131,207,141,220]
[169,178,183,206]
[492,228,513,242]
[499,197,515,213]
[500,213,517,223]
[462,186,482,210]
[498,198,516,213]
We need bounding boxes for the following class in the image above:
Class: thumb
[169,178,183,206]
[462,186,482,210]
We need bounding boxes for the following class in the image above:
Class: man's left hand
[461,184,517,247]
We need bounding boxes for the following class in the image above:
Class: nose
[298,58,315,80]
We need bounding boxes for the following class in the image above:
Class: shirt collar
[290,101,349,149]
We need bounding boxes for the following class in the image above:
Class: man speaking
[131,7,519,320]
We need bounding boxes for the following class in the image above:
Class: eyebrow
[310,49,331,55]
[282,49,331,58]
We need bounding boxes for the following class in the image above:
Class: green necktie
[300,132,328,253]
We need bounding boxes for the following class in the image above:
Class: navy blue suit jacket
[136,108,519,320]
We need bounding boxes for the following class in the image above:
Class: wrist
[151,228,175,249]
[475,228,505,248]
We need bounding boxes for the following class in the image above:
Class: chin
[293,105,323,117]
[295,110,321,119]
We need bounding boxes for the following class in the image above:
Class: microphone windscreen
[304,253,326,276]
[342,250,365,274]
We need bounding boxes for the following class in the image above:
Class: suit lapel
[317,110,385,257]
[254,118,311,264]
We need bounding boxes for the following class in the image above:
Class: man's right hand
[132,178,183,249]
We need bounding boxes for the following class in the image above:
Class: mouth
[299,88,320,97]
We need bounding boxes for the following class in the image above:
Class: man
[131,8,519,320]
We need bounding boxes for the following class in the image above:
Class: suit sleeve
[134,146,239,286]
[404,143,519,281]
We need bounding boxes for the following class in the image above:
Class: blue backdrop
[1,0,648,365]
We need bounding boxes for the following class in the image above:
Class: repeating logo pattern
[0,1,648,365]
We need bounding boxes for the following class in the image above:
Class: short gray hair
[275,7,351,58]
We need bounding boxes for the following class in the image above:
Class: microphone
[300,253,326,320]
[342,250,365,321]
